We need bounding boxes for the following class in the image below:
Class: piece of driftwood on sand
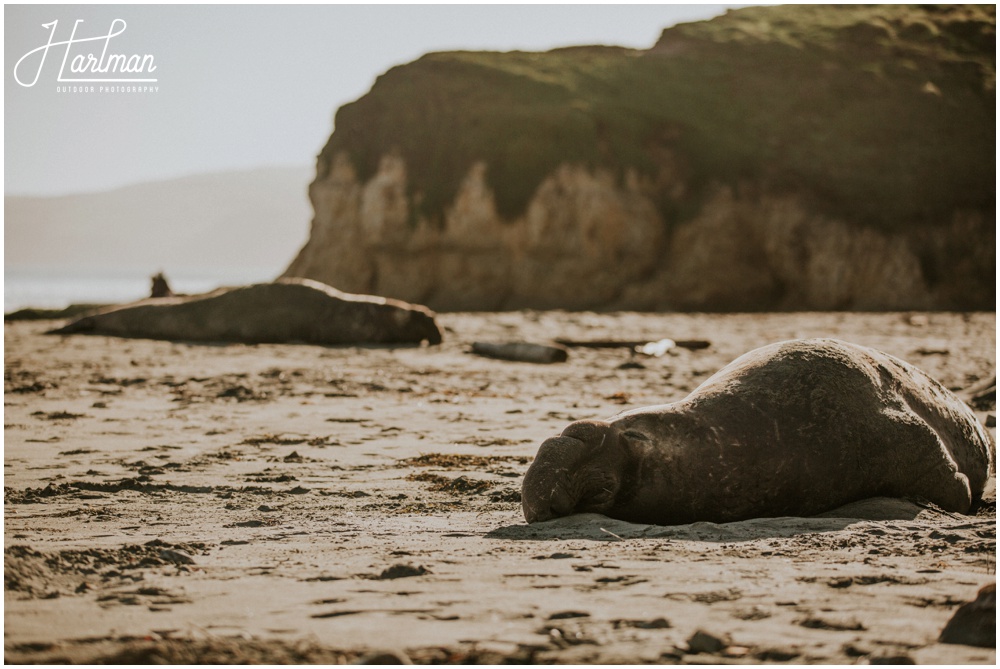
[555,337,712,351]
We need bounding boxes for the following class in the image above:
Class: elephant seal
[522,338,993,525]
[48,278,442,346]
[150,272,175,298]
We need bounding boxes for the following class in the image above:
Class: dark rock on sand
[687,629,730,654]
[939,583,996,648]
[471,341,569,364]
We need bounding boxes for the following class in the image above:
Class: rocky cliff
[284,4,995,311]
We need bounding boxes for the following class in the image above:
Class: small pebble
[687,629,730,654]
[158,549,195,565]
[354,650,411,664]
[377,564,429,580]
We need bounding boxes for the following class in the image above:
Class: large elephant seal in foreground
[522,338,992,525]
[49,278,442,346]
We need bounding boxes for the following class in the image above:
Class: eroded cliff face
[283,154,993,311]
[283,5,994,311]
[285,154,662,311]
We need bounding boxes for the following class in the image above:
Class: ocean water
[4,267,280,312]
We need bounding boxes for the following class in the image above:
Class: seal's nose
[522,477,576,524]
[524,505,553,524]
[522,482,557,524]
[522,434,588,524]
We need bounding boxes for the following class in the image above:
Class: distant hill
[5,166,312,274]
[285,4,995,311]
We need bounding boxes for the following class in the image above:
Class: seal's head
[387,303,442,345]
[405,307,443,345]
[521,420,627,523]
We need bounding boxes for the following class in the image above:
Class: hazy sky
[5,3,746,196]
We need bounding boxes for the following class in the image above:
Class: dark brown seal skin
[522,338,993,525]
[48,278,442,346]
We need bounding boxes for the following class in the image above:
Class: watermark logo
[14,19,159,93]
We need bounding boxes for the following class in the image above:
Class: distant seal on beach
[48,278,443,346]
[522,338,993,525]
[150,272,175,298]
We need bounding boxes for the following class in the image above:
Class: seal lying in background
[522,338,992,525]
[48,278,442,346]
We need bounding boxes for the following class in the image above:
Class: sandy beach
[4,310,995,664]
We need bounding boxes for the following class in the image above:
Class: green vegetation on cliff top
[318,4,994,230]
